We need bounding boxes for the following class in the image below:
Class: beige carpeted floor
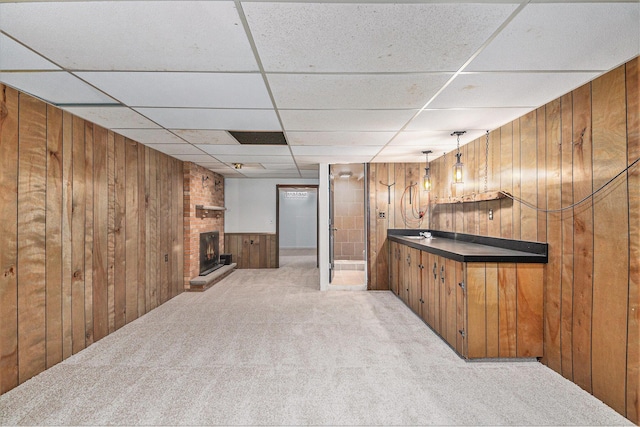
[0,254,631,426]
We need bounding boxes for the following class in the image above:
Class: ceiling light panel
[0,1,258,71]
[196,144,291,156]
[77,72,273,108]
[267,73,451,109]
[429,72,600,109]
[406,108,534,132]
[287,131,395,146]
[280,110,416,132]
[134,108,281,131]
[0,72,117,105]
[0,34,59,71]
[244,2,517,73]
[141,143,205,156]
[62,106,160,130]
[114,129,186,145]
[468,3,640,72]
[171,130,239,145]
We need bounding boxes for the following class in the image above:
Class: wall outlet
[164,254,169,262]
[378,212,386,219]
[489,209,494,220]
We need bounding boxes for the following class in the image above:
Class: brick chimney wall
[183,162,225,290]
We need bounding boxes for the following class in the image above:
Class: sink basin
[403,235,426,240]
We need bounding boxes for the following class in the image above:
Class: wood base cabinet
[390,244,544,359]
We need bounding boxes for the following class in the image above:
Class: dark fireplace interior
[199,231,222,276]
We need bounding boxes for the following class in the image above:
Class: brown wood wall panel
[625,58,640,424]
[498,264,517,358]
[0,88,184,397]
[224,233,277,269]
[466,263,486,359]
[484,263,499,358]
[0,85,19,393]
[591,65,629,415]
[17,94,47,382]
[516,264,544,357]
[45,105,63,368]
[367,58,639,422]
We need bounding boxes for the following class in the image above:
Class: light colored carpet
[0,254,631,426]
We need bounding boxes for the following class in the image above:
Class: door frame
[275,184,320,268]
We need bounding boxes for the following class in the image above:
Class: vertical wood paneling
[591,65,628,415]
[17,94,47,381]
[488,130,502,238]
[45,105,63,368]
[84,122,94,347]
[125,139,139,324]
[625,58,640,424]
[544,98,562,372]
[498,264,517,357]
[159,154,169,303]
[512,119,522,239]
[113,134,126,329]
[375,164,390,290]
[520,111,538,241]
[61,112,73,359]
[466,263,486,358]
[485,262,499,358]
[571,82,593,393]
[107,131,116,333]
[0,85,19,393]
[146,148,158,311]
[92,126,109,342]
[560,92,574,379]
[516,264,544,357]
[536,107,547,243]
[137,143,147,317]
[174,160,183,297]
[500,123,513,239]
[71,115,86,354]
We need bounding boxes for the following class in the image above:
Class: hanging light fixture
[451,131,466,184]
[422,150,432,191]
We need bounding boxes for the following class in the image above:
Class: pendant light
[451,131,466,184]
[422,150,432,191]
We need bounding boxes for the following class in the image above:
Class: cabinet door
[400,245,410,305]
[455,261,466,356]
[408,247,422,316]
[389,242,398,296]
[420,251,430,325]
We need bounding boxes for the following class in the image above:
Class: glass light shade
[423,173,432,191]
[453,153,463,184]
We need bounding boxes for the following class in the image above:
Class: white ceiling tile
[214,155,294,164]
[406,108,534,132]
[301,170,319,178]
[291,145,380,157]
[294,155,374,164]
[172,130,239,145]
[468,3,640,72]
[134,108,281,131]
[0,72,117,105]
[287,131,395,146]
[262,164,300,170]
[77,72,272,108]
[244,2,517,72]
[0,34,59,71]
[429,72,600,109]
[196,144,291,156]
[0,2,258,71]
[170,154,217,162]
[280,110,416,132]
[141,143,205,156]
[390,130,485,149]
[62,106,160,130]
[268,73,451,109]
[114,129,186,145]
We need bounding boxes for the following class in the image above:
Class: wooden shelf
[433,190,511,205]
[195,205,226,219]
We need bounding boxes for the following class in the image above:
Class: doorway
[276,185,319,267]
[329,164,367,289]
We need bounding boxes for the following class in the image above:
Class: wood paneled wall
[0,85,184,394]
[224,233,277,269]
[368,58,639,422]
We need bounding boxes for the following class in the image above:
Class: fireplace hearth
[199,231,222,276]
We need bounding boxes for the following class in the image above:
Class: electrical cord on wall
[500,156,639,213]
[400,183,428,228]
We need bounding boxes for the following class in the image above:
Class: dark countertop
[388,230,548,263]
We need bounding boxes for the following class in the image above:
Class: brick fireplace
[183,162,225,290]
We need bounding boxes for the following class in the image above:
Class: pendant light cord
[500,156,639,213]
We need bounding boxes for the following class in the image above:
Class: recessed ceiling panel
[196,144,291,156]
[287,131,395,146]
[268,73,451,109]
[0,34,59,71]
[280,110,416,132]
[244,2,517,72]
[172,130,239,145]
[141,143,205,156]
[114,129,186,145]
[229,131,287,145]
[62,106,160,130]
[135,108,281,131]
[406,108,534,132]
[0,1,258,71]
[0,72,117,105]
[429,72,599,109]
[468,3,640,72]
[76,72,273,108]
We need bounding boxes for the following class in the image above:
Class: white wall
[224,178,319,233]
[279,188,317,248]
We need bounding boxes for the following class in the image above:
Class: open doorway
[276,185,319,267]
[329,164,367,289]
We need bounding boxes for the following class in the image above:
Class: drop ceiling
[0,0,638,179]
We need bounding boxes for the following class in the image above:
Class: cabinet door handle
[441,265,445,284]
[432,263,437,280]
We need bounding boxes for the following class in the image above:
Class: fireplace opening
[199,231,222,276]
